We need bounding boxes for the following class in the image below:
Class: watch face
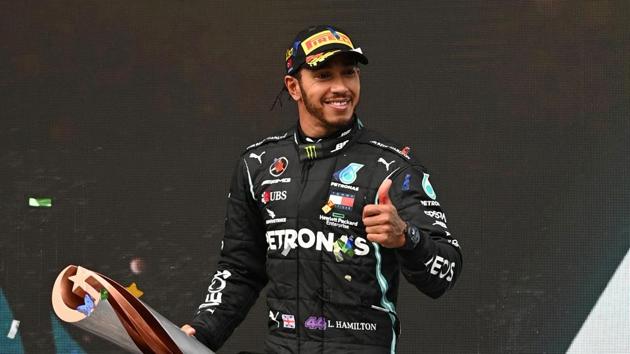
[409,226,420,245]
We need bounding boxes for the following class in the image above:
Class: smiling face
[285,53,361,138]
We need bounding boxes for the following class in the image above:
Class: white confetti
[7,319,20,339]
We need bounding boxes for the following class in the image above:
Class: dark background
[1,1,629,353]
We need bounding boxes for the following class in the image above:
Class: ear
[284,75,302,101]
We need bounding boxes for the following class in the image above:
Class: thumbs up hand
[362,179,407,248]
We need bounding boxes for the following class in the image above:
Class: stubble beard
[299,80,325,123]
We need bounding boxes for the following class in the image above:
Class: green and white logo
[304,145,318,159]
[422,173,436,200]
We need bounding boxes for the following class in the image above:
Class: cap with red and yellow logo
[285,25,368,75]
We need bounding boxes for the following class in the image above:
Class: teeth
[325,99,350,105]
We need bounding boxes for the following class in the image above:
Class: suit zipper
[295,160,313,354]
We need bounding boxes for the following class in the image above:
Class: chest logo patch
[377,157,395,171]
[333,163,364,184]
[249,151,266,164]
[269,157,289,177]
[328,191,355,211]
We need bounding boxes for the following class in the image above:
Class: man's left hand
[362,179,407,248]
[180,324,196,336]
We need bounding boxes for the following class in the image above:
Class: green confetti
[333,242,344,262]
[335,236,354,257]
[100,288,109,300]
[28,197,52,207]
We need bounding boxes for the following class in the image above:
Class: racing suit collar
[294,115,363,161]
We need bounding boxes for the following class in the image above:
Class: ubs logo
[262,190,287,204]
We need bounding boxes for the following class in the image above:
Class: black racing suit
[191,118,462,353]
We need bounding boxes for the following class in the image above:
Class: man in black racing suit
[182,25,462,354]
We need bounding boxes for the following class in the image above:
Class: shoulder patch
[367,140,412,160]
[245,132,291,151]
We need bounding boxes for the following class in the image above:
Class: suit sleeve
[390,164,462,299]
[190,157,268,351]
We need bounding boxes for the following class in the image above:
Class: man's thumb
[377,179,392,205]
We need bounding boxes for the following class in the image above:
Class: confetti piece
[343,236,355,257]
[76,294,94,316]
[335,236,355,257]
[321,200,334,214]
[7,319,19,339]
[126,282,144,298]
[333,242,343,262]
[28,197,52,207]
[129,257,145,275]
[344,275,352,282]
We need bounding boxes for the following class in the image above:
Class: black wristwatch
[402,223,422,250]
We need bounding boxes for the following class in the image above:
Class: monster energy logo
[304,145,318,159]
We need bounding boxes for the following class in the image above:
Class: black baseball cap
[285,25,368,75]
